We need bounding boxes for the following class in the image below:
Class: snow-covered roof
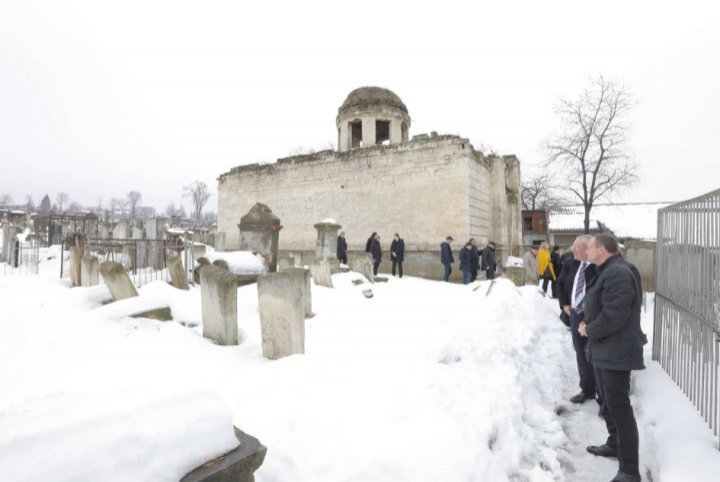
[547,202,672,240]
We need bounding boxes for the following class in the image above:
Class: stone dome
[338,86,408,116]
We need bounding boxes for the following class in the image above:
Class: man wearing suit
[558,235,597,404]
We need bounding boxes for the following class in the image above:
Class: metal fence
[653,188,720,441]
[0,240,40,275]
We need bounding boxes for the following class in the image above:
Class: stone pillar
[362,117,376,147]
[389,119,403,144]
[352,255,375,283]
[214,232,226,252]
[503,266,524,287]
[69,246,83,286]
[313,220,341,261]
[200,265,239,346]
[238,203,282,272]
[99,262,139,300]
[132,223,147,270]
[310,259,333,288]
[281,267,312,317]
[257,271,307,359]
[1,224,10,262]
[167,255,190,290]
[81,255,100,287]
[489,155,509,262]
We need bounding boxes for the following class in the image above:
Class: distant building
[521,210,548,246]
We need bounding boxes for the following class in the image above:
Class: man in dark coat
[336,231,348,265]
[469,238,480,281]
[579,233,644,482]
[365,232,377,254]
[390,233,405,278]
[459,241,474,285]
[369,234,382,276]
[558,235,598,403]
[482,241,497,280]
[550,245,562,298]
[440,236,454,282]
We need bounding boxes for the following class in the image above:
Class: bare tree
[127,191,142,219]
[544,76,638,233]
[183,181,212,220]
[67,201,83,213]
[520,174,564,211]
[25,195,35,212]
[56,192,70,212]
[0,193,12,206]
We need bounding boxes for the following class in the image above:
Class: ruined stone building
[218,87,522,280]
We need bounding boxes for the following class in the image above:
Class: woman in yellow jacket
[537,241,556,295]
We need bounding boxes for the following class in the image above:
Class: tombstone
[200,265,239,346]
[352,255,375,282]
[309,259,334,288]
[69,246,83,286]
[113,220,130,240]
[212,259,229,271]
[193,243,206,260]
[99,261,139,300]
[1,224,9,262]
[214,232,226,252]
[257,271,307,359]
[281,267,312,317]
[238,203,282,272]
[80,255,100,287]
[145,217,166,270]
[132,222,148,270]
[503,266,524,287]
[277,255,295,271]
[167,255,190,290]
[313,220,342,261]
[193,257,211,284]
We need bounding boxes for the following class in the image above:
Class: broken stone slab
[181,427,266,482]
[132,307,172,321]
[99,261,139,300]
[373,276,389,283]
[352,256,374,283]
[80,255,99,287]
[309,259,333,288]
[69,246,83,287]
[167,255,190,290]
[257,271,307,360]
[200,265,239,346]
[351,279,365,286]
[362,289,374,298]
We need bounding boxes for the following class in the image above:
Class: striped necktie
[575,262,587,312]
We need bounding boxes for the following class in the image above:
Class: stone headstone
[214,232,226,252]
[257,271,306,359]
[310,259,333,288]
[181,428,266,482]
[352,256,375,283]
[1,224,9,262]
[193,257,211,284]
[212,259,229,271]
[99,261,139,300]
[277,255,295,271]
[238,203,282,272]
[81,255,100,287]
[69,246,83,287]
[200,265,239,346]
[313,220,342,260]
[503,266,524,287]
[281,267,312,317]
[167,255,189,290]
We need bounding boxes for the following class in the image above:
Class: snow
[1,251,719,481]
[203,250,267,275]
[504,255,523,267]
[547,203,672,240]
[320,217,338,224]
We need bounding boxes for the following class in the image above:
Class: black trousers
[485,268,495,280]
[392,260,403,277]
[471,268,478,281]
[338,254,347,264]
[594,367,640,477]
[373,261,381,276]
[570,310,596,395]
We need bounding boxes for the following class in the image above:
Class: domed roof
[339,86,408,115]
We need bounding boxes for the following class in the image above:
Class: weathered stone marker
[310,259,333,288]
[257,270,307,359]
[181,428,266,482]
[99,262,139,300]
[69,246,83,287]
[80,255,99,287]
[214,232,226,252]
[238,203,282,272]
[167,255,190,290]
[503,266,524,287]
[352,255,375,283]
[281,267,312,318]
[200,265,239,346]
[313,220,342,260]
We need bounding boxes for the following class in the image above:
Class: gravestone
[1,224,9,262]
[313,220,342,261]
[214,232,226,252]
[167,255,190,290]
[238,203,282,272]
[200,265,239,346]
[352,256,375,283]
[212,259,229,271]
[181,428,266,482]
[257,271,307,359]
[81,255,100,287]
[503,266,524,287]
[277,255,295,271]
[132,222,147,269]
[310,259,333,288]
[69,246,83,287]
[99,262,139,300]
[281,267,312,317]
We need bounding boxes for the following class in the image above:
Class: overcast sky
[1,0,718,212]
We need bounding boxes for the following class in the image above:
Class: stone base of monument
[181,427,266,482]
[502,266,524,287]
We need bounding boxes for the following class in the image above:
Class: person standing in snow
[336,231,348,265]
[537,241,556,295]
[579,233,644,482]
[365,232,377,254]
[550,245,562,298]
[522,246,539,285]
[440,236,454,282]
[469,238,480,281]
[370,233,382,276]
[481,241,497,280]
[390,233,405,278]
[459,241,475,284]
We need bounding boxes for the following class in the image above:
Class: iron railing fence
[0,240,40,276]
[653,188,720,442]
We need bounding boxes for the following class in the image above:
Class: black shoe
[611,470,641,482]
[569,391,596,404]
[586,444,618,458]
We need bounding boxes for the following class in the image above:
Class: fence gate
[653,188,720,442]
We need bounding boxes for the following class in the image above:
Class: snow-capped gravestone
[238,203,282,272]
[167,255,189,290]
[257,270,308,359]
[352,256,375,283]
[69,246,83,287]
[310,259,334,288]
[314,219,341,261]
[214,232,225,252]
[200,265,239,346]
[99,261,139,300]
[81,255,99,287]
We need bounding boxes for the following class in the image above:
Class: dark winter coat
[470,245,480,271]
[365,236,374,253]
[459,246,474,272]
[336,236,348,259]
[557,258,597,308]
[390,239,405,262]
[550,251,562,279]
[584,255,645,371]
[370,239,382,262]
[440,242,454,265]
[481,246,496,271]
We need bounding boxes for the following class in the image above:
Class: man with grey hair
[558,234,597,404]
[579,233,644,482]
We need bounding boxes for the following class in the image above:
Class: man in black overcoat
[370,234,382,276]
[336,231,348,264]
[390,233,405,278]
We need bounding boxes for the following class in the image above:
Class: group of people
[440,236,498,284]
[528,234,646,482]
[336,231,405,277]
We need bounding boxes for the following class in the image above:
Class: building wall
[218,136,481,255]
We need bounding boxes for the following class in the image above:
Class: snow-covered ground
[1,248,719,481]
